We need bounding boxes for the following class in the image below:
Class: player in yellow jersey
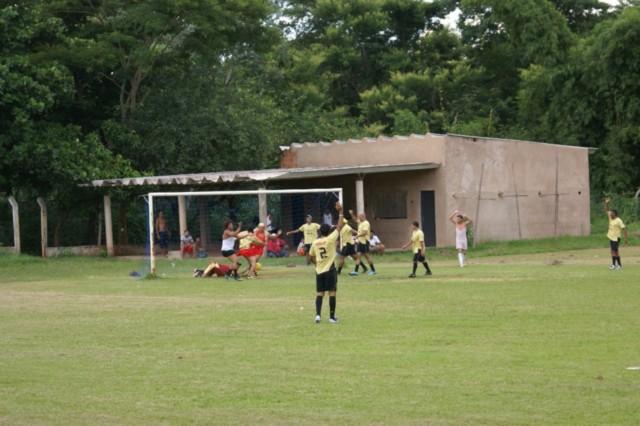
[286,215,321,265]
[309,202,346,323]
[347,209,377,276]
[402,221,433,278]
[337,218,356,275]
[605,197,628,270]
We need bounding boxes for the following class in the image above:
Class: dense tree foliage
[1,0,639,201]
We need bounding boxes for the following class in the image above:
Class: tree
[279,0,444,115]
[45,0,277,122]
[0,3,134,197]
[519,6,640,192]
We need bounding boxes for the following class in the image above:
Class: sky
[438,0,625,31]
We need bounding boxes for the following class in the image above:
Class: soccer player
[180,229,196,259]
[221,219,243,281]
[402,221,432,278]
[605,197,628,270]
[237,228,266,279]
[449,211,473,267]
[193,262,246,278]
[309,202,346,323]
[348,209,376,276]
[337,218,356,274]
[286,215,321,264]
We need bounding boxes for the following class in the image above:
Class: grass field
[1,239,639,425]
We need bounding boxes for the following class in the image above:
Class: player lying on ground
[193,261,252,278]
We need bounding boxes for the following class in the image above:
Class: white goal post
[147,188,343,275]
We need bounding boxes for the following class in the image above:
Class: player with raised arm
[221,219,243,281]
[309,202,346,323]
[348,209,376,276]
[402,221,432,278]
[337,218,356,275]
[286,215,321,265]
[449,211,473,267]
[605,197,628,270]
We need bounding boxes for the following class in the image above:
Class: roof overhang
[86,162,440,188]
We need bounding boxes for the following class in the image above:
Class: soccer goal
[146,188,343,276]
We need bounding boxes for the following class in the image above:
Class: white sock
[458,253,464,266]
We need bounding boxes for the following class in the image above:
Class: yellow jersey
[411,229,425,253]
[309,230,339,274]
[607,216,625,241]
[357,220,371,244]
[298,223,321,244]
[340,224,354,246]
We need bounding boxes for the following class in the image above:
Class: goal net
[145,188,343,277]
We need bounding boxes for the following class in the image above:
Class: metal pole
[149,195,156,275]
[36,198,47,257]
[473,164,485,245]
[8,196,20,254]
[104,195,114,257]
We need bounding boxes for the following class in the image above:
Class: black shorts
[356,241,369,254]
[221,249,236,257]
[340,244,356,257]
[413,250,425,262]
[609,238,621,252]
[158,231,169,249]
[316,266,338,293]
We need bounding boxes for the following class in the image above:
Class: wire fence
[1,192,638,255]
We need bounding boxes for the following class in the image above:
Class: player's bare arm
[335,202,345,234]
[348,209,359,223]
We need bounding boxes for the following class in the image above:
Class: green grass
[1,240,639,425]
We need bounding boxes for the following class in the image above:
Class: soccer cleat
[193,269,204,278]
[368,270,376,276]
[329,317,339,323]
[425,271,432,276]
[609,265,615,270]
[616,265,622,270]
[408,273,416,278]
[349,271,358,276]
[225,273,231,281]
[234,276,243,281]
[315,315,321,323]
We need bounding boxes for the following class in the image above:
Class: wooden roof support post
[36,198,47,257]
[178,195,187,237]
[258,192,268,225]
[104,195,114,257]
[355,176,365,215]
[8,196,20,254]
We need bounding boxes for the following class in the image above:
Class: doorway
[420,191,436,246]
